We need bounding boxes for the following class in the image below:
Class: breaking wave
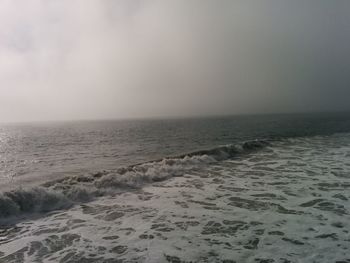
[0,139,270,219]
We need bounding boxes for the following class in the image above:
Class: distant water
[1,113,350,262]
[1,113,350,190]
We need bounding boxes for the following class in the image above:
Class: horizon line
[1,110,350,125]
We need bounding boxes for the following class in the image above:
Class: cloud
[0,0,349,122]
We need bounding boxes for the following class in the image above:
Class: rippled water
[1,113,350,262]
[1,113,350,190]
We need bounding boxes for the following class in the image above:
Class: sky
[0,0,350,122]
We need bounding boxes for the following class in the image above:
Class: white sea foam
[0,133,349,262]
[0,140,269,219]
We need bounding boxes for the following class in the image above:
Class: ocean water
[0,113,350,262]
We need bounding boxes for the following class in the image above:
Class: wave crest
[0,139,270,219]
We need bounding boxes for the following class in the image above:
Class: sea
[0,113,349,263]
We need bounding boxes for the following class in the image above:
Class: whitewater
[0,114,350,262]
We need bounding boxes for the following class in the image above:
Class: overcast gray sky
[0,0,349,122]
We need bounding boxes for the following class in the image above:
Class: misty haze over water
[1,1,350,122]
[1,1,350,263]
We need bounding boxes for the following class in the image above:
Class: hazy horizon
[1,3,350,259]
[1,0,350,123]
[1,109,350,125]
